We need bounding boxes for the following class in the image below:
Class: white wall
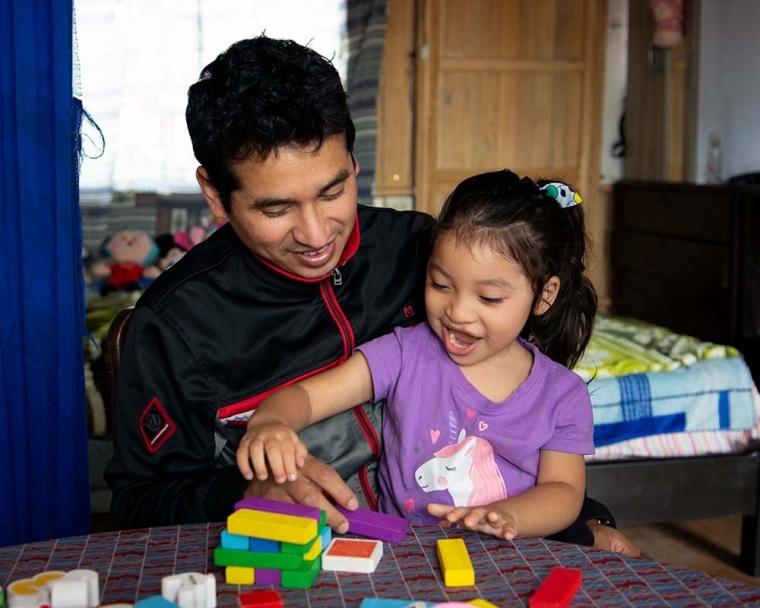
[599,0,629,184]
[696,0,760,182]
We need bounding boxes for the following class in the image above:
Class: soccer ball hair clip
[540,182,583,208]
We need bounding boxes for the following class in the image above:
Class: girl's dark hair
[434,169,598,369]
[186,36,355,213]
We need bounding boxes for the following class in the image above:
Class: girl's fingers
[251,441,270,481]
[235,438,255,481]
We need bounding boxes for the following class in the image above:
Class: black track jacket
[105,205,434,527]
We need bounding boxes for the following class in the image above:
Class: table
[2,523,759,607]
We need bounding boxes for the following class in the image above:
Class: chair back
[105,307,134,427]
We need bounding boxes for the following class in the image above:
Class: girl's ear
[534,276,560,315]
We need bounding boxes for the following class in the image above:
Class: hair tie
[540,182,582,208]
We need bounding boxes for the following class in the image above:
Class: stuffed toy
[89,229,162,294]
[650,0,684,48]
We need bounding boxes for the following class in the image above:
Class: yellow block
[228,508,317,545]
[303,537,322,561]
[225,566,254,585]
[468,599,501,608]
[436,538,475,587]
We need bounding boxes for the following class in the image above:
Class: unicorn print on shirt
[414,432,507,507]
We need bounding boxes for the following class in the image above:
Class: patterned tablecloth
[1,523,759,607]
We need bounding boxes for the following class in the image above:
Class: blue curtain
[0,0,90,545]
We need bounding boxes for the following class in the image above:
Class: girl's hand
[427,503,518,540]
[236,423,309,484]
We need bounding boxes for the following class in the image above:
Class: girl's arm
[427,450,586,540]
[236,352,374,482]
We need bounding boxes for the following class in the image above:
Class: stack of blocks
[214,497,331,589]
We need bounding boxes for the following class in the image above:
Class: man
[105,35,638,556]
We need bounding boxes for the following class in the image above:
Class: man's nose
[293,203,331,247]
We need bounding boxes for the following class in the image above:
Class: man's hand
[236,422,309,483]
[243,454,359,534]
[587,521,642,557]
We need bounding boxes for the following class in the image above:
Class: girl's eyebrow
[430,262,514,290]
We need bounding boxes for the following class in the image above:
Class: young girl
[236,169,597,541]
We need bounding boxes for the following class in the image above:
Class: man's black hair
[186,35,356,212]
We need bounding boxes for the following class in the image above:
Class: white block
[161,573,216,608]
[63,570,99,607]
[322,538,383,574]
[50,578,89,608]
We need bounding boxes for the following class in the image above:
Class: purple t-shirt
[356,323,594,525]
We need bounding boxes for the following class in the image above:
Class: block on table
[234,497,322,523]
[135,596,177,608]
[249,537,280,553]
[161,572,216,608]
[222,530,251,551]
[225,567,254,586]
[436,539,474,587]
[61,570,99,608]
[529,567,582,608]
[228,509,317,545]
[7,571,67,608]
[49,578,89,608]
[238,589,283,607]
[214,546,305,570]
[467,600,501,608]
[280,556,322,589]
[334,505,408,543]
[251,568,281,586]
[322,538,383,574]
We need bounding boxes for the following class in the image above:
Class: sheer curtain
[76,0,349,251]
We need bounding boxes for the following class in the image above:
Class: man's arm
[105,306,246,526]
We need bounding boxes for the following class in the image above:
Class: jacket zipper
[319,277,382,459]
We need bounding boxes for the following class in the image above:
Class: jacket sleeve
[104,305,248,527]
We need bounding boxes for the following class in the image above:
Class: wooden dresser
[611,180,760,381]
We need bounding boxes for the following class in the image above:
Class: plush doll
[650,0,684,48]
[89,229,162,294]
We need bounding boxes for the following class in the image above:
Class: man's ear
[534,276,560,316]
[351,151,360,176]
[196,167,229,220]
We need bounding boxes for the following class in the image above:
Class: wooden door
[414,0,606,216]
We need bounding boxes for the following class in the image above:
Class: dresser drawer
[614,184,731,242]
[613,232,730,288]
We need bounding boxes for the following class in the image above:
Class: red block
[529,567,582,608]
[238,589,284,608]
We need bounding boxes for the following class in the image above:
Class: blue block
[135,595,178,608]
[319,523,332,549]
[221,529,250,550]
[249,536,280,553]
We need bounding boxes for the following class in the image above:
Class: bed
[585,179,760,576]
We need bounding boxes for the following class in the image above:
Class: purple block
[334,506,408,543]
[254,568,281,586]
[234,496,322,523]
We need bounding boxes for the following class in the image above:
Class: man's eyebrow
[249,169,352,209]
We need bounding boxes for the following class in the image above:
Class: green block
[282,511,326,554]
[281,556,322,589]
[281,534,319,555]
[214,546,304,570]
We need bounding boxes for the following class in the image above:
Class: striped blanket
[576,314,760,458]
